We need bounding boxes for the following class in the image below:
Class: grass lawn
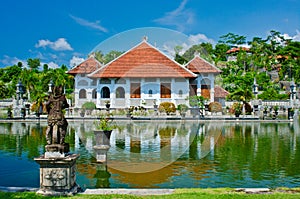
[1,188,300,199]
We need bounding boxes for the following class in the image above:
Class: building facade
[68,39,224,108]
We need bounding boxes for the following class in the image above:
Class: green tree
[182,43,214,62]
[0,80,8,99]
[248,37,269,69]
[27,58,40,71]
[213,43,230,63]
[174,53,188,65]
[278,41,300,81]
[258,87,288,100]
[226,88,253,101]
[43,64,49,72]
[104,50,123,63]
[219,33,247,46]
[91,51,105,63]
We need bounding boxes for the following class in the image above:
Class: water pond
[0,119,299,189]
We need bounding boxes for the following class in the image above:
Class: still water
[0,119,300,189]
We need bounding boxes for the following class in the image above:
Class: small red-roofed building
[185,55,221,102]
[226,46,250,61]
[67,55,103,107]
[68,39,225,108]
[214,86,230,106]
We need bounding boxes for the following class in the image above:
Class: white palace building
[67,39,228,108]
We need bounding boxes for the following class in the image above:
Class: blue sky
[0,0,299,69]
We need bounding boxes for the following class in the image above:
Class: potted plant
[263,106,268,115]
[80,108,85,117]
[141,99,146,106]
[273,105,279,115]
[177,104,188,117]
[261,106,268,119]
[288,107,294,120]
[105,100,110,109]
[231,102,242,118]
[94,115,116,146]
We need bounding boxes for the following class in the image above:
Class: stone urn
[93,130,112,163]
[94,130,112,146]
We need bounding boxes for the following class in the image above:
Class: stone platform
[34,153,81,196]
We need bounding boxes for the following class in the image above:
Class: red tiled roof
[89,41,196,78]
[185,55,221,74]
[67,56,102,75]
[214,86,229,98]
[226,47,250,54]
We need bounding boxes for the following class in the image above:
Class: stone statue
[45,86,69,145]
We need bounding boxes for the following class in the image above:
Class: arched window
[178,90,183,97]
[92,89,97,99]
[79,89,86,99]
[116,87,125,98]
[148,89,153,97]
[101,87,110,98]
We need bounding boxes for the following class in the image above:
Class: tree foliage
[0,59,74,103]
[91,50,124,64]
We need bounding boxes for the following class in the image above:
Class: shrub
[177,104,189,113]
[82,102,96,115]
[208,102,222,113]
[229,102,243,115]
[159,102,176,115]
[82,102,96,110]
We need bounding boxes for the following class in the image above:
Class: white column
[197,75,201,93]
[125,78,131,108]
[210,75,215,102]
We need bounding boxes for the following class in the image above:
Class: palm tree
[227,88,253,102]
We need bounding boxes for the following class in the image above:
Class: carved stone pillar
[34,154,80,196]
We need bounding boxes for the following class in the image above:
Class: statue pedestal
[45,144,69,158]
[34,153,81,196]
[93,145,110,163]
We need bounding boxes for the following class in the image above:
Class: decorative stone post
[93,130,112,163]
[34,86,80,196]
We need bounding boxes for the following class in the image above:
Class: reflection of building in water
[71,121,225,163]
[1,120,300,188]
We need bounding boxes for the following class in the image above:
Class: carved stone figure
[45,86,69,145]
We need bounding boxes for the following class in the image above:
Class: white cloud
[0,55,27,67]
[188,34,216,45]
[283,30,300,41]
[70,14,108,33]
[153,0,195,32]
[35,38,73,51]
[46,61,59,69]
[69,56,85,68]
[160,33,216,57]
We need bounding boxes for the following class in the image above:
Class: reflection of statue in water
[45,86,69,145]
